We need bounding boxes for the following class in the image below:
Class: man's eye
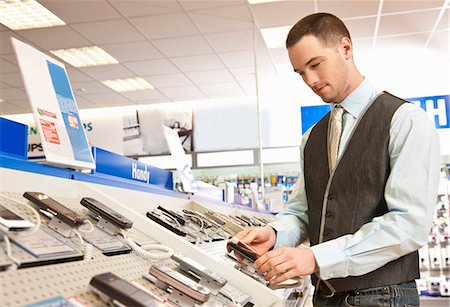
[311,62,320,68]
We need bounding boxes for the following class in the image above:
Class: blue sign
[406,95,450,129]
[300,105,330,134]
[300,95,449,135]
[92,147,173,190]
[0,117,28,159]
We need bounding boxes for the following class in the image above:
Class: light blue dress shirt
[269,78,441,280]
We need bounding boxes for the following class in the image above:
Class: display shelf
[0,166,287,306]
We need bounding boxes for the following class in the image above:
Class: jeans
[313,281,420,307]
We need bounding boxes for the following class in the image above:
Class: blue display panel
[0,117,28,159]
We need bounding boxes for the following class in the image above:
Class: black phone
[157,206,186,226]
[146,211,187,237]
[23,192,84,227]
[90,272,158,307]
[227,238,259,263]
[80,197,133,229]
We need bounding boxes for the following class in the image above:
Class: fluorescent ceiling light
[50,46,118,68]
[0,0,65,30]
[248,0,284,4]
[102,77,154,92]
[261,25,291,49]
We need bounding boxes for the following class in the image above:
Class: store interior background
[1,0,449,193]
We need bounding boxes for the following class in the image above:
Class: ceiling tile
[345,17,377,39]
[0,31,32,55]
[66,68,94,83]
[110,0,182,17]
[0,24,9,31]
[427,29,449,54]
[206,30,265,52]
[186,69,235,84]
[0,87,27,100]
[130,13,199,40]
[135,98,170,105]
[190,5,252,21]
[0,72,24,87]
[318,0,379,19]
[18,26,91,50]
[152,36,213,57]
[378,10,440,36]
[79,64,135,80]
[0,58,19,73]
[0,101,28,115]
[81,92,132,107]
[249,1,315,28]
[376,33,429,49]
[2,54,18,65]
[219,50,254,68]
[39,0,122,23]
[124,59,180,76]
[181,0,247,11]
[382,0,443,14]
[171,54,225,71]
[230,66,256,81]
[71,81,111,95]
[189,9,253,34]
[73,94,101,109]
[66,67,92,83]
[0,81,12,89]
[143,73,193,88]
[437,8,449,31]
[269,47,289,65]
[101,41,164,62]
[72,20,145,45]
[197,81,245,97]
[159,85,206,100]
[119,89,167,102]
[239,80,256,95]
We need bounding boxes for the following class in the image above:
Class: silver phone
[0,204,34,232]
[149,264,210,302]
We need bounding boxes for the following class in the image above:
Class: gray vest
[304,92,419,292]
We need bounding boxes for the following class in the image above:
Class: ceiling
[0,0,449,115]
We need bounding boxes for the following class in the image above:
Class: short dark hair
[286,13,351,49]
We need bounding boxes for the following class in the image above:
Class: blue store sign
[301,94,450,134]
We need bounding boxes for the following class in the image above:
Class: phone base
[178,265,222,295]
[96,217,121,236]
[155,279,198,306]
[48,217,76,238]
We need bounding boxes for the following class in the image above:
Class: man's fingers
[263,260,293,281]
[270,268,299,284]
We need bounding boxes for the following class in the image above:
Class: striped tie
[329,106,344,172]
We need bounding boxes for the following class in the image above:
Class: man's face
[288,34,351,103]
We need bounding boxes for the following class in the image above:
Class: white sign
[11,38,94,169]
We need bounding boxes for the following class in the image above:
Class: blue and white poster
[11,38,95,169]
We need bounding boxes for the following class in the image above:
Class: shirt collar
[331,78,377,119]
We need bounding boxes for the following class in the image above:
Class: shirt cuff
[269,215,305,249]
[311,239,348,280]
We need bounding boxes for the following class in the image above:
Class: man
[232,13,440,306]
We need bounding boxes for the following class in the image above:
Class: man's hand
[229,226,277,256]
[254,246,318,284]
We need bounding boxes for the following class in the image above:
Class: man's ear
[340,37,353,60]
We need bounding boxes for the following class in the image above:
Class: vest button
[327,194,335,200]
[326,212,334,218]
